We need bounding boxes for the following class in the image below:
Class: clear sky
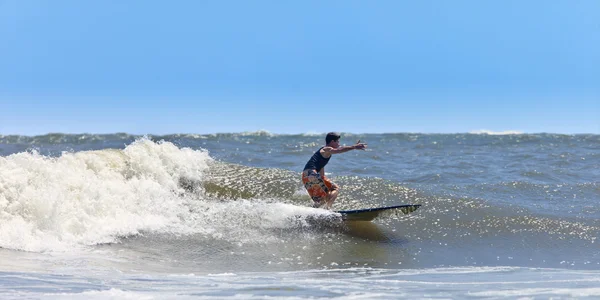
[1,0,598,135]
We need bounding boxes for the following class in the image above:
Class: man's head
[326,132,341,145]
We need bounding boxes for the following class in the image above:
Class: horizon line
[1,130,598,137]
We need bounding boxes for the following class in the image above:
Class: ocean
[0,132,598,299]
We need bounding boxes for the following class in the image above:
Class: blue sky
[1,0,598,135]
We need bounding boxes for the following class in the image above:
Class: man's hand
[354,140,367,150]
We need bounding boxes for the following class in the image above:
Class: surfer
[302,132,367,209]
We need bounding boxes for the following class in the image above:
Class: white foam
[300,131,323,136]
[181,199,336,243]
[470,129,523,135]
[53,288,154,300]
[6,266,600,299]
[238,130,274,137]
[0,138,212,252]
[469,287,600,298]
[0,137,337,252]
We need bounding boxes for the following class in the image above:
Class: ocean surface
[0,132,598,299]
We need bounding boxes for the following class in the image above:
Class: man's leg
[303,170,329,208]
[322,178,338,209]
[325,189,338,209]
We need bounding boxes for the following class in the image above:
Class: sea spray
[0,138,211,252]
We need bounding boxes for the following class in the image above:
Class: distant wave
[470,130,524,135]
[0,133,138,144]
[238,130,274,137]
[3,132,597,145]
[300,131,323,136]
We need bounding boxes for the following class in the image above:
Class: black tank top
[303,147,331,171]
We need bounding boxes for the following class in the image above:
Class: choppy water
[0,132,599,299]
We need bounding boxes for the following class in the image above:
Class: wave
[0,132,279,144]
[0,133,138,145]
[0,138,342,252]
[470,130,524,135]
[0,138,213,252]
[1,137,598,254]
[2,133,598,147]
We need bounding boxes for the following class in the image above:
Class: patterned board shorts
[301,169,337,204]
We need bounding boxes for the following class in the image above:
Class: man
[302,132,367,209]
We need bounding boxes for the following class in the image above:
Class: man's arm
[323,141,367,155]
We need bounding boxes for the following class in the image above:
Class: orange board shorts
[302,169,337,204]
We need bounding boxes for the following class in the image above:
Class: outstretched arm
[323,140,367,155]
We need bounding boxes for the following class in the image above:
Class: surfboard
[336,204,421,221]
